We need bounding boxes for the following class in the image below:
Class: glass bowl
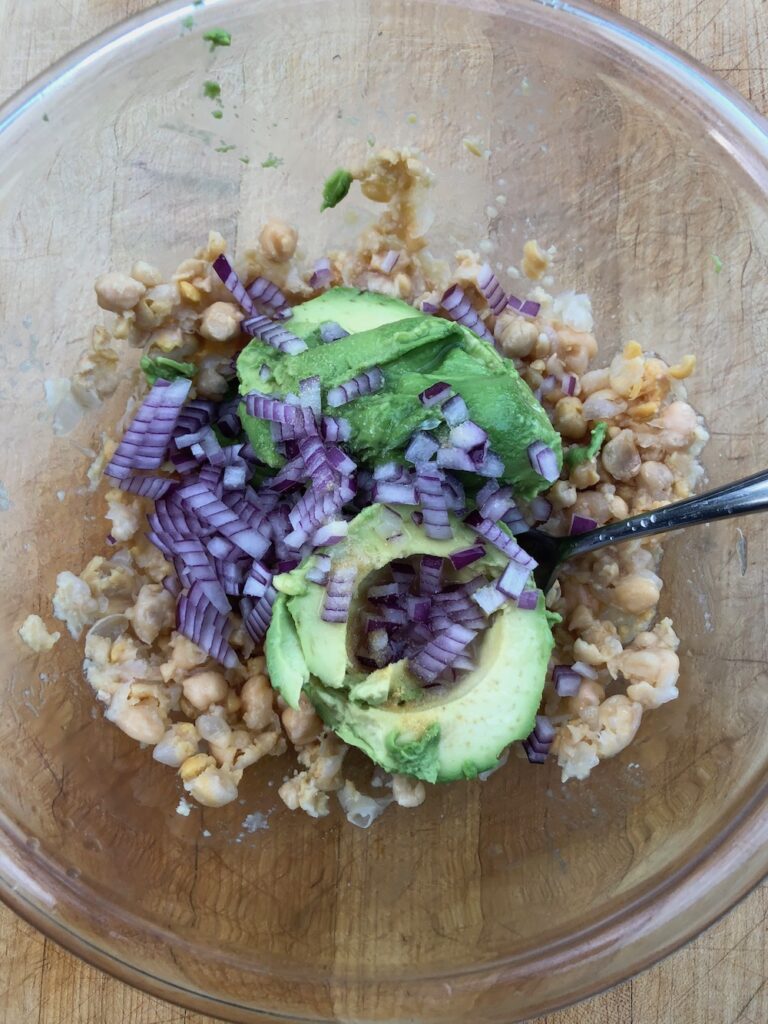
[1,1,767,1021]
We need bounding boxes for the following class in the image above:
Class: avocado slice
[237,288,561,498]
[288,286,421,342]
[307,600,552,782]
[272,503,499,691]
[264,593,309,708]
[266,504,553,783]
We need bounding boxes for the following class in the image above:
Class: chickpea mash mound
[38,148,705,825]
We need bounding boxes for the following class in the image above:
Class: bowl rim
[1,0,767,1021]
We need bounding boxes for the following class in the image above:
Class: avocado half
[266,505,553,783]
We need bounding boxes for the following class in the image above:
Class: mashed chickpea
[40,147,706,823]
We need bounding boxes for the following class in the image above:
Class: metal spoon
[516,468,768,590]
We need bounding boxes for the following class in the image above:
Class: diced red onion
[275,558,301,573]
[241,313,308,354]
[177,482,270,558]
[572,660,598,679]
[516,589,539,610]
[206,534,237,560]
[162,574,181,597]
[363,614,391,634]
[534,715,556,744]
[175,400,216,437]
[372,481,418,505]
[177,580,238,668]
[496,558,532,600]
[449,420,487,452]
[475,451,505,479]
[105,378,191,480]
[246,275,289,316]
[419,555,444,595]
[391,560,415,584]
[378,249,399,274]
[380,605,408,626]
[416,466,452,540]
[246,393,317,434]
[223,464,247,491]
[419,382,452,407]
[118,474,174,500]
[472,584,507,615]
[242,583,278,643]
[476,263,508,316]
[479,485,515,522]
[409,623,477,683]
[407,595,431,622]
[436,447,476,473]
[507,294,541,318]
[527,440,560,483]
[319,321,349,343]
[530,496,552,523]
[322,566,356,623]
[440,284,495,343]
[464,511,538,570]
[553,665,581,696]
[562,374,578,397]
[570,514,597,535]
[326,445,356,476]
[313,520,349,547]
[310,258,332,289]
[305,553,332,586]
[321,415,351,443]
[421,300,439,314]
[327,367,384,408]
[212,254,257,315]
[441,393,468,426]
[448,545,486,570]
[522,740,548,764]
[373,461,405,482]
[405,432,439,465]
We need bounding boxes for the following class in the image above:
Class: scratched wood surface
[1,1,766,1023]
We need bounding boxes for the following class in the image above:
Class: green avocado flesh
[265,505,553,783]
[237,287,561,497]
[247,287,559,782]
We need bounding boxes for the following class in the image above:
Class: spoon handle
[563,467,768,560]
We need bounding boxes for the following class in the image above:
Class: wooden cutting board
[0,1,765,1022]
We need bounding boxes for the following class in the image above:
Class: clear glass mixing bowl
[0,1,766,1021]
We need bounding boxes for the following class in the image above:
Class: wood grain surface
[1,1,766,1023]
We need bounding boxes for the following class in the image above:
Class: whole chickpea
[259,218,298,262]
[182,670,229,711]
[95,272,146,313]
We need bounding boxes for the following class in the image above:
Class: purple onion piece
[570,514,597,535]
[527,440,560,484]
[419,381,452,408]
[309,258,332,289]
[408,623,477,683]
[517,589,539,610]
[319,321,349,343]
[246,275,290,316]
[212,254,256,315]
[405,432,439,465]
[441,393,468,427]
[449,545,486,570]
[378,249,400,274]
[553,666,581,696]
[572,660,598,679]
[440,283,495,343]
[327,367,384,408]
[476,263,509,316]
